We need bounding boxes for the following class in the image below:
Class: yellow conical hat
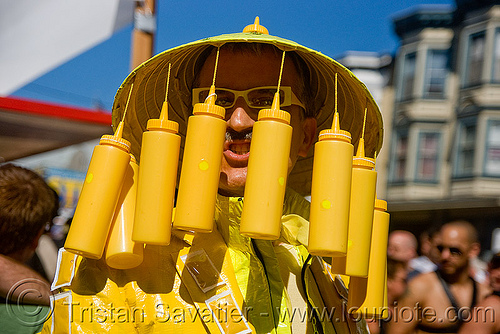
[112,18,383,195]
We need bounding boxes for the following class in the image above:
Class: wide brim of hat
[111,32,384,196]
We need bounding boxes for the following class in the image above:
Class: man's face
[387,232,416,263]
[387,266,407,304]
[197,48,316,197]
[490,265,500,291]
[428,232,442,264]
[437,225,472,276]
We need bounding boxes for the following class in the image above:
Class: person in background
[386,220,491,334]
[457,252,500,334]
[0,163,59,333]
[407,227,440,280]
[387,230,418,267]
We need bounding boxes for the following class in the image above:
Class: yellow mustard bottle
[240,92,292,239]
[381,265,389,319]
[345,137,377,277]
[173,84,226,232]
[105,154,144,269]
[308,110,353,256]
[348,198,390,318]
[134,66,181,245]
[64,121,131,259]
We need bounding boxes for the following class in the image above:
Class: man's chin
[217,185,245,197]
[218,175,246,197]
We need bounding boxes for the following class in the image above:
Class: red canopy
[0,96,112,162]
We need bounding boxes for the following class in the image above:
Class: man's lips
[223,140,251,165]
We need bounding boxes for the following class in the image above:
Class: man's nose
[441,248,451,259]
[226,99,255,132]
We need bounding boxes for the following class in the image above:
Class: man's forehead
[441,226,469,245]
[198,48,299,88]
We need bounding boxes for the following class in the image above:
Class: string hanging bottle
[240,51,293,240]
[345,110,377,278]
[173,49,226,233]
[133,64,181,245]
[105,154,144,269]
[347,197,390,318]
[308,73,353,256]
[64,85,134,259]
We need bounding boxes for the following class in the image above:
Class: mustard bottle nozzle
[333,112,340,132]
[356,137,366,158]
[115,120,125,139]
[258,91,290,124]
[243,16,269,35]
[271,91,280,111]
[353,137,375,168]
[206,85,217,105]
[159,102,169,121]
[100,119,130,152]
[192,84,225,118]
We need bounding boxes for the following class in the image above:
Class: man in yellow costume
[43,18,383,333]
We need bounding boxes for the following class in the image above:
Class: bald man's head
[387,230,418,263]
[441,220,478,244]
[437,220,481,277]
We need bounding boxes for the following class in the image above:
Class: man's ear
[30,226,46,251]
[469,242,481,258]
[298,117,317,157]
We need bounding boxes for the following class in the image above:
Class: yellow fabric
[43,188,367,333]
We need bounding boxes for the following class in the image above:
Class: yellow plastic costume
[43,189,367,333]
[42,18,385,334]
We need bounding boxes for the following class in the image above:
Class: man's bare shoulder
[476,280,493,302]
[478,293,500,309]
[407,271,437,294]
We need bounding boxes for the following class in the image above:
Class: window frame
[423,49,449,99]
[397,52,417,102]
[414,130,443,183]
[463,31,486,87]
[491,27,500,83]
[389,130,409,184]
[453,118,477,178]
[483,119,500,177]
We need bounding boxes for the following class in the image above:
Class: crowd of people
[370,223,499,334]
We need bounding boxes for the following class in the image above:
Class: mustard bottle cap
[243,17,269,35]
[147,118,179,132]
[374,198,387,211]
[193,85,225,118]
[352,138,375,168]
[318,129,351,143]
[147,101,179,132]
[319,110,352,142]
[100,121,131,152]
[257,92,290,124]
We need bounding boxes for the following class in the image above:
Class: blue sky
[10,0,454,111]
